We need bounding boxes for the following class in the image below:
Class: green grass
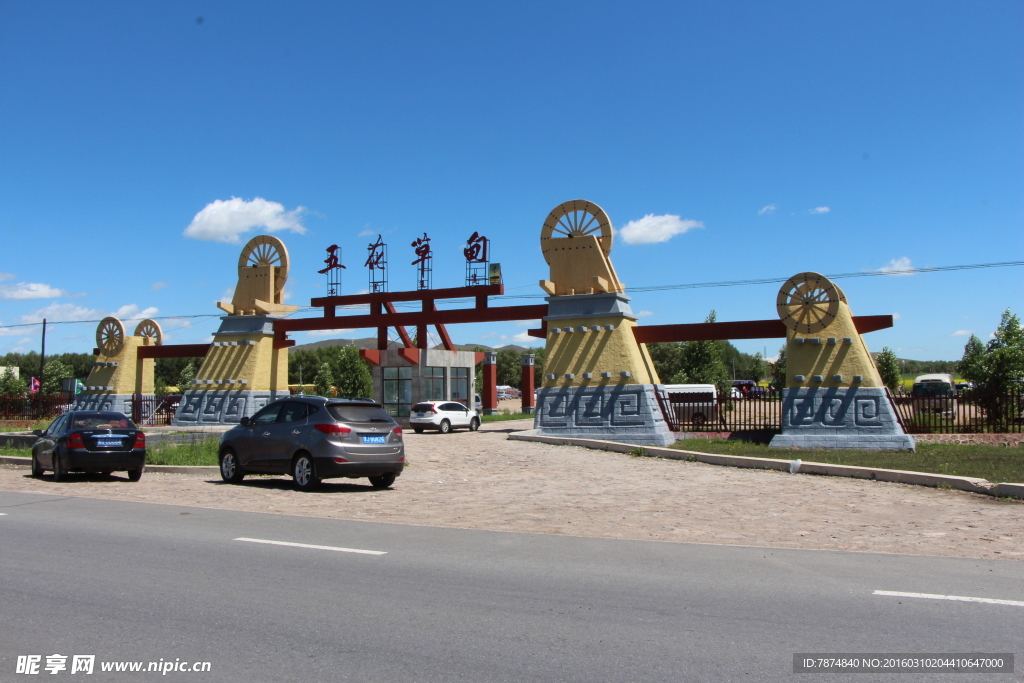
[481,412,534,423]
[1,437,221,467]
[670,439,1024,483]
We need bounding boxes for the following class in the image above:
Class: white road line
[874,590,1024,607]
[234,537,386,555]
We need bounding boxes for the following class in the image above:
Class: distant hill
[290,338,535,354]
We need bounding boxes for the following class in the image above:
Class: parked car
[662,384,719,427]
[218,396,404,491]
[912,373,957,416]
[31,410,146,481]
[409,400,480,433]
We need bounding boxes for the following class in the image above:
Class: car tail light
[315,423,351,435]
[134,432,146,448]
[332,456,349,464]
[392,427,403,435]
[67,432,85,449]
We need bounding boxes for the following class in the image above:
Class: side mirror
[32,429,43,437]
[239,416,251,427]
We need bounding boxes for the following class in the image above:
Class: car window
[70,413,134,429]
[443,402,466,412]
[326,404,394,423]
[411,403,434,412]
[252,403,284,425]
[278,402,310,423]
[46,414,69,436]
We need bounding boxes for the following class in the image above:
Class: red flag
[30,377,40,394]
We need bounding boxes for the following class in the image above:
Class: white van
[912,373,956,415]
[662,384,718,427]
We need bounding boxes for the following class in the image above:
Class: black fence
[658,393,782,433]
[890,392,1024,434]
[131,395,180,426]
[0,395,73,421]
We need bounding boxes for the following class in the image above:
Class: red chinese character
[317,244,346,274]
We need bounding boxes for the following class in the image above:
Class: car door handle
[262,432,271,437]
[291,430,301,435]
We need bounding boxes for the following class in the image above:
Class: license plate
[97,439,122,447]
[361,435,387,444]
[415,413,425,417]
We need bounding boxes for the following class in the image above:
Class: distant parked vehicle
[409,401,480,434]
[912,374,957,415]
[31,411,146,481]
[663,384,719,427]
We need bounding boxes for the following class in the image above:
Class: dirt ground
[2,419,1022,560]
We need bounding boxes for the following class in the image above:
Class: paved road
[1,492,1021,682]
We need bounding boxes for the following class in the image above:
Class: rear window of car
[668,392,714,401]
[70,413,136,429]
[411,403,434,412]
[327,404,394,423]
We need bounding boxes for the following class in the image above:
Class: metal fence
[131,395,181,426]
[657,393,782,432]
[0,395,73,421]
[890,392,1024,434]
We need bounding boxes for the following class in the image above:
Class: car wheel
[413,426,424,434]
[368,473,396,489]
[292,453,320,491]
[52,452,67,482]
[469,417,480,431]
[219,449,245,483]
[127,467,144,482]
[439,419,451,434]
[31,453,43,477]
[691,413,707,427]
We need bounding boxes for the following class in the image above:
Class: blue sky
[1,1,1021,364]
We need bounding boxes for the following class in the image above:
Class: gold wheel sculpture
[96,317,126,356]
[776,272,842,334]
[238,234,290,298]
[541,200,613,262]
[134,319,163,345]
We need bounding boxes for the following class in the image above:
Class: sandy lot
[2,419,1022,560]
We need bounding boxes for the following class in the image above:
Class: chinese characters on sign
[411,232,432,290]
[317,244,346,296]
[464,231,490,286]
[364,235,388,293]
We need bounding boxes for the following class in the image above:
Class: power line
[1,259,1020,330]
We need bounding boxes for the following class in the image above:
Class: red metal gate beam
[136,344,212,359]
[631,315,893,343]
[273,304,550,335]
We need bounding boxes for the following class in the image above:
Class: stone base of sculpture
[534,384,675,447]
[172,389,284,426]
[769,387,915,451]
[72,393,136,416]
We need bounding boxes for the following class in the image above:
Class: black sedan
[31,411,147,482]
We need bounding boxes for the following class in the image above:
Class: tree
[647,342,684,384]
[331,345,373,398]
[41,359,73,395]
[744,352,766,383]
[771,344,787,391]
[875,346,901,393]
[0,367,25,397]
[957,309,1024,423]
[177,361,196,394]
[674,311,729,398]
[314,362,334,397]
[496,348,521,388]
[958,334,986,385]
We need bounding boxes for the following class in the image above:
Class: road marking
[234,537,386,555]
[874,590,1024,607]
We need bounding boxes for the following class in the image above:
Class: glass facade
[424,366,446,400]
[383,366,413,416]
[451,367,470,406]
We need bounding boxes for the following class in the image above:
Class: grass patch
[481,412,534,423]
[145,436,220,466]
[0,446,32,459]
[670,439,1024,483]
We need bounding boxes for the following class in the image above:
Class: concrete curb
[507,431,1023,500]
[0,456,218,475]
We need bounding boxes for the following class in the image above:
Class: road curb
[0,456,218,475]
[507,432,1023,500]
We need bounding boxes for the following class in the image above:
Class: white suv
[409,401,480,434]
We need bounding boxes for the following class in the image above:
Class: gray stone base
[173,390,284,426]
[72,393,135,415]
[769,387,915,451]
[534,384,674,447]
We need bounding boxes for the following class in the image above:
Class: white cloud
[891,312,902,320]
[513,319,541,328]
[112,304,159,321]
[949,330,974,337]
[358,229,376,237]
[19,302,103,324]
[877,257,914,276]
[0,282,68,300]
[151,281,168,291]
[636,310,654,318]
[305,329,353,338]
[499,331,534,344]
[618,214,703,245]
[808,206,831,214]
[183,197,308,243]
[0,272,15,281]
[758,204,777,215]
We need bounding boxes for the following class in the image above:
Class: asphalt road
[1,492,1021,682]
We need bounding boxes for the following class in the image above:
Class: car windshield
[411,403,434,412]
[327,404,394,423]
[71,413,135,429]
[912,383,953,398]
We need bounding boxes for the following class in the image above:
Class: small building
[369,348,480,418]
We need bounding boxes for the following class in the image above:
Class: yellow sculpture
[777,272,883,387]
[80,317,161,396]
[216,235,299,316]
[538,200,658,388]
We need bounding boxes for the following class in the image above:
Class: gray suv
[218,396,404,491]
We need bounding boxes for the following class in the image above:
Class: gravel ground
[2,419,1021,560]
